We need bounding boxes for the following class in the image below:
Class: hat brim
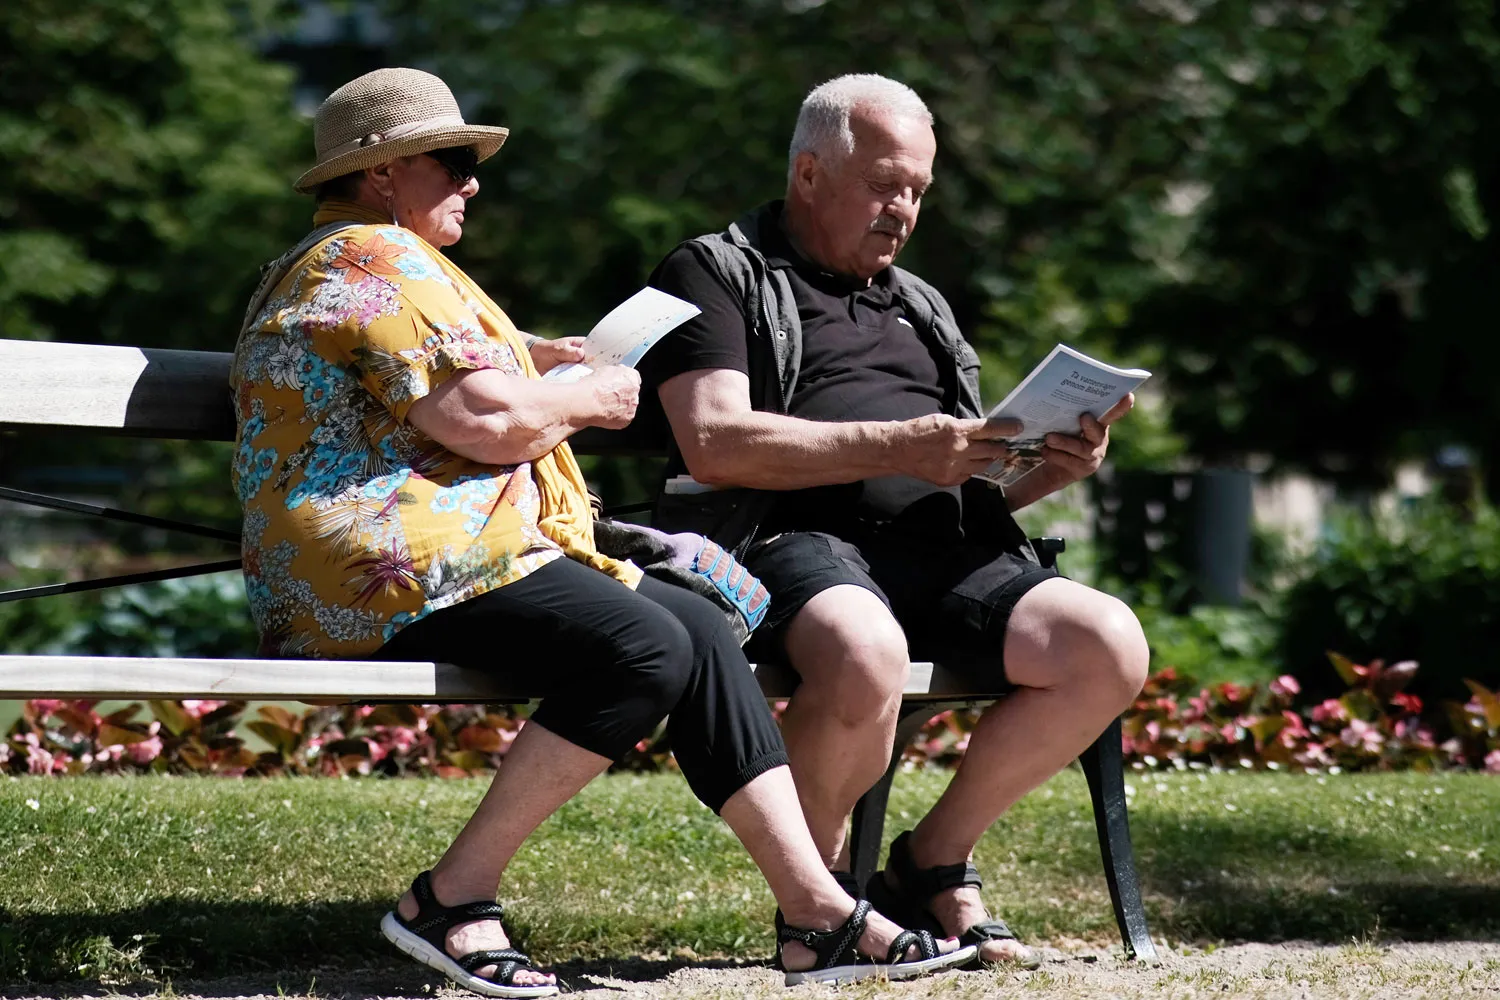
[294,124,509,193]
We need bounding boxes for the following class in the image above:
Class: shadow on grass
[1125,812,1500,943]
[0,900,769,992]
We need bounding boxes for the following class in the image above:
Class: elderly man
[639,74,1149,967]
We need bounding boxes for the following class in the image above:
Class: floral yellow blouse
[230,201,639,658]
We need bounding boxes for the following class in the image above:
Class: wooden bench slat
[0,655,977,703]
[0,340,236,440]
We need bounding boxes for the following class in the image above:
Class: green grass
[0,769,1496,985]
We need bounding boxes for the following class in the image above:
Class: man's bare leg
[903,578,1150,962]
[719,765,958,970]
[779,585,911,869]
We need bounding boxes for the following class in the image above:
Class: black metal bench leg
[1079,716,1158,961]
[848,702,961,890]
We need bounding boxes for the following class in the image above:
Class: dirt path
[5,942,1498,1000]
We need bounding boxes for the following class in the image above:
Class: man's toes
[979,938,1034,965]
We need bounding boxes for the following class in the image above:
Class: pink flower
[29,699,64,717]
[1295,742,1333,767]
[1216,682,1251,705]
[1340,719,1384,754]
[494,726,518,755]
[363,737,388,763]
[1390,692,1423,716]
[125,734,163,765]
[1311,699,1348,725]
[1277,711,1310,746]
[25,743,57,775]
[181,700,227,719]
[1269,675,1301,700]
[1486,749,1500,774]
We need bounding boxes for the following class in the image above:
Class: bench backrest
[0,339,645,458]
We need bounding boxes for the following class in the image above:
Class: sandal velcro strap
[450,900,508,922]
[960,919,1018,946]
[458,948,537,984]
[776,898,872,971]
[889,832,984,897]
[402,871,509,950]
[885,928,941,963]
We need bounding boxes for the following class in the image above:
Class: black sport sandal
[867,831,1041,970]
[776,896,977,986]
[381,870,559,998]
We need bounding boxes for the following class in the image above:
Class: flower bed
[4,656,1498,777]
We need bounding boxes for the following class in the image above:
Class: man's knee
[1089,596,1150,703]
[784,586,910,725]
[1008,580,1149,704]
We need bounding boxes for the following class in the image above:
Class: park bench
[0,338,1157,961]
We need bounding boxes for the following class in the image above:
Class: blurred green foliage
[0,0,309,538]
[1122,0,1500,491]
[0,573,254,657]
[0,0,306,350]
[392,0,1226,469]
[1278,499,1500,704]
[5,0,1500,683]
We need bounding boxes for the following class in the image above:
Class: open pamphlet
[974,344,1151,488]
[541,286,701,383]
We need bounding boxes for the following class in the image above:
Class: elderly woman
[231,69,971,995]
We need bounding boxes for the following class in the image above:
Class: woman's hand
[526,335,586,374]
[582,365,640,429]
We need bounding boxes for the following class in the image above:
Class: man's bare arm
[407,365,639,466]
[657,368,1019,490]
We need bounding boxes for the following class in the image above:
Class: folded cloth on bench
[593,520,770,645]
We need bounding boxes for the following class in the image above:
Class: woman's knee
[611,605,697,710]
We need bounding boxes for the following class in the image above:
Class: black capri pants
[376,556,788,813]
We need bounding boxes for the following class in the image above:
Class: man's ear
[791,150,820,200]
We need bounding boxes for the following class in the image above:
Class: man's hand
[1035,393,1134,485]
[581,365,640,429]
[891,413,1024,487]
[526,335,586,374]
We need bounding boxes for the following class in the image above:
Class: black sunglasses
[424,145,480,184]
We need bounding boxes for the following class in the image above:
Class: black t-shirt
[641,205,964,540]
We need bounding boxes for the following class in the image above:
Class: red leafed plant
[4,655,1497,776]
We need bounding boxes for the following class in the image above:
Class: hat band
[317,114,468,161]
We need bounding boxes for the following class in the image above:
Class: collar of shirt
[761,201,896,302]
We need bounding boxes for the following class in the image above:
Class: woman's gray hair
[787,74,932,185]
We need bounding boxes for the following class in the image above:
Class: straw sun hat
[294,67,509,193]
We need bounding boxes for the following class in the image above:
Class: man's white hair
[787,74,932,186]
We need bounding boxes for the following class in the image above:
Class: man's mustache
[869,214,908,239]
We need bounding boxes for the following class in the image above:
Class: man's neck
[779,202,873,289]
